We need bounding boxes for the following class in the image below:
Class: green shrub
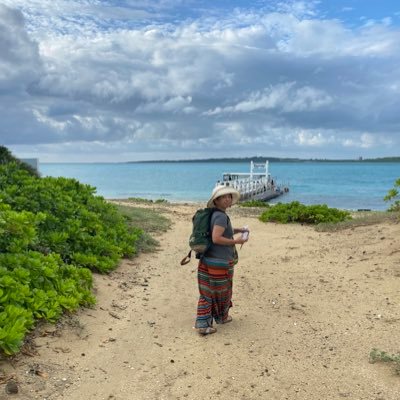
[127,197,153,203]
[0,147,145,355]
[259,201,352,224]
[370,348,400,374]
[384,178,400,212]
[0,146,39,177]
[0,252,94,354]
[127,197,168,204]
[0,203,44,253]
[0,164,141,272]
[0,305,33,355]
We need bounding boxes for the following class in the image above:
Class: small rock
[5,379,18,394]
[109,311,121,319]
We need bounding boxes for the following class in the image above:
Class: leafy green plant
[0,147,149,355]
[0,252,94,354]
[0,203,44,253]
[259,201,351,224]
[0,164,141,272]
[0,146,39,177]
[384,178,400,212]
[370,348,400,374]
[0,305,33,355]
[239,200,271,208]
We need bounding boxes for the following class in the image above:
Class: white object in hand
[241,225,249,241]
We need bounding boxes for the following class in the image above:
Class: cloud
[206,82,333,114]
[295,130,335,147]
[1,1,400,160]
[0,6,42,91]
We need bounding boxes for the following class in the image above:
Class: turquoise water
[39,161,400,211]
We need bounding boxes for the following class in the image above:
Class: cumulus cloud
[295,131,335,147]
[0,7,41,87]
[206,83,333,114]
[1,1,400,160]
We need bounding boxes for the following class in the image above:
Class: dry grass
[315,211,399,232]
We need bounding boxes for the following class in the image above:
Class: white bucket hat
[207,185,240,208]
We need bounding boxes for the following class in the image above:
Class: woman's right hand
[235,236,248,245]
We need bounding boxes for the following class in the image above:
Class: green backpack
[180,207,217,265]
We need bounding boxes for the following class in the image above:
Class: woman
[195,186,249,335]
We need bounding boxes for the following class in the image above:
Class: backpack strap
[180,250,192,265]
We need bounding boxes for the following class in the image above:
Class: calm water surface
[40,161,400,211]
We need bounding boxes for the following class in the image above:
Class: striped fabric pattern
[195,257,234,329]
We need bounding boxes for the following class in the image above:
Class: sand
[1,202,400,400]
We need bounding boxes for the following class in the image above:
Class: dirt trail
[1,204,400,400]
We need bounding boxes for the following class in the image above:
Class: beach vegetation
[239,200,271,208]
[384,178,400,212]
[315,211,398,232]
[0,163,140,272]
[115,205,170,233]
[0,150,147,355]
[127,197,168,204]
[370,348,400,374]
[0,145,39,178]
[115,205,171,253]
[259,201,351,224]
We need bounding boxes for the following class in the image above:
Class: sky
[1,0,400,162]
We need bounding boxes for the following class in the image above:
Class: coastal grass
[127,197,168,204]
[370,348,400,374]
[115,205,172,253]
[315,211,399,232]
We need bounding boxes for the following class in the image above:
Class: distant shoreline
[126,156,400,163]
[40,157,400,165]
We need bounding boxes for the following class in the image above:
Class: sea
[39,161,400,211]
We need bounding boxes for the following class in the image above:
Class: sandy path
[2,204,400,400]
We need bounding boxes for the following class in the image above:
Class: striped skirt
[195,257,234,329]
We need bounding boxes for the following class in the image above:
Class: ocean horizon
[39,161,400,211]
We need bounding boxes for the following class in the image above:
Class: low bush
[259,201,352,224]
[0,163,140,272]
[370,348,400,374]
[384,178,400,212]
[0,149,143,355]
[0,252,94,355]
[0,146,39,178]
[127,197,168,204]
